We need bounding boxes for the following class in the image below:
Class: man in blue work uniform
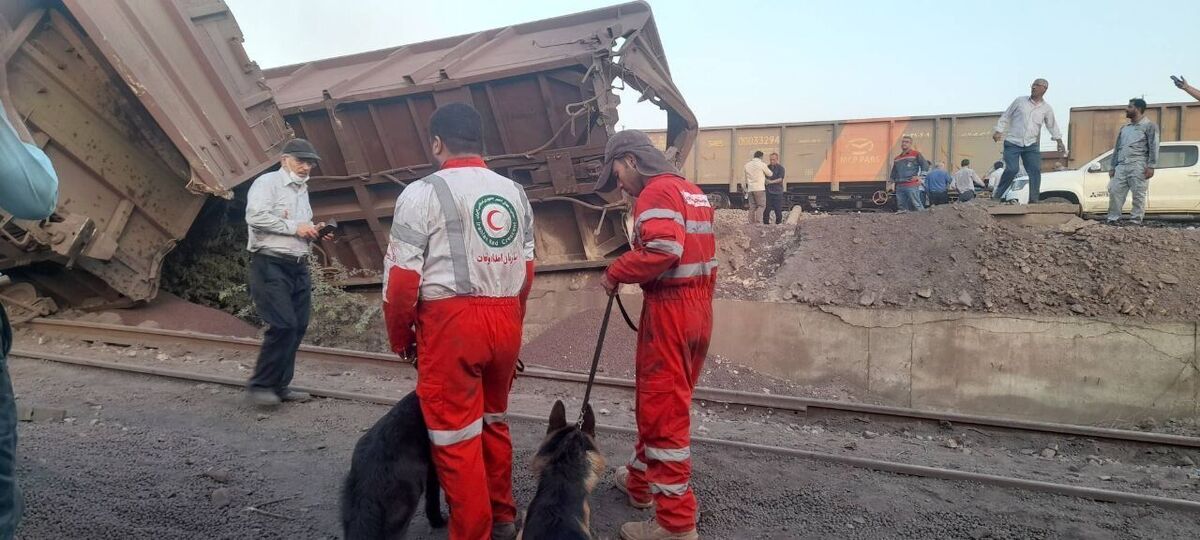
[0,71,60,540]
[1107,98,1160,225]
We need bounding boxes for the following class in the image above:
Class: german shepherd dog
[519,401,606,540]
[341,391,447,539]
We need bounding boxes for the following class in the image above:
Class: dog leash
[577,294,615,427]
[614,294,638,332]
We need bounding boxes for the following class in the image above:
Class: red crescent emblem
[486,209,504,232]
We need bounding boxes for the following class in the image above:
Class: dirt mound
[756,204,1200,320]
[712,210,796,299]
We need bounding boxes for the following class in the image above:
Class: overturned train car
[0,0,288,306]
[262,0,697,277]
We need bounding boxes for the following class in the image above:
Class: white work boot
[619,520,698,540]
[613,467,653,509]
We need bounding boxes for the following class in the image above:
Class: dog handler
[597,130,716,540]
[383,103,535,540]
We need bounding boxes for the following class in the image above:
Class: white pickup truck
[1005,141,1200,215]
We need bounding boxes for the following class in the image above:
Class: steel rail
[22,318,1200,449]
[12,348,1200,515]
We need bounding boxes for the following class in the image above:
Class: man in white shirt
[985,161,1004,189]
[992,79,1065,203]
[244,138,331,407]
[951,159,985,203]
[742,151,771,224]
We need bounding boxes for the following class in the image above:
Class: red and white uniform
[383,157,535,540]
[608,173,716,534]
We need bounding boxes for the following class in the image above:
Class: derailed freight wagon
[261,1,696,278]
[647,112,1003,209]
[0,0,288,310]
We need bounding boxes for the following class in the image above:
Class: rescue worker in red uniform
[597,130,716,540]
[383,103,535,540]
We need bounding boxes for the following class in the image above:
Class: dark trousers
[764,192,784,224]
[994,142,1043,202]
[247,253,312,394]
[929,191,950,205]
[0,304,19,539]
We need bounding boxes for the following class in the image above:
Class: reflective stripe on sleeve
[636,209,684,226]
[390,223,427,249]
[644,239,684,257]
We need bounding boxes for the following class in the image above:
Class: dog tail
[425,464,447,528]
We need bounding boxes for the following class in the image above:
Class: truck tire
[1040,196,1071,204]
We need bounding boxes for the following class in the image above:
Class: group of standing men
[742,151,786,224]
[242,103,713,540]
[886,75,1200,221]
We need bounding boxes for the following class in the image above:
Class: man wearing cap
[383,103,534,540]
[598,130,715,540]
[243,138,330,407]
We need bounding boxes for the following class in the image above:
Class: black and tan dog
[341,391,446,539]
[520,401,606,540]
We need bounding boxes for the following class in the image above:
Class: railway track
[23,317,1200,450]
[10,346,1200,515]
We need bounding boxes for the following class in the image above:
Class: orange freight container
[649,112,1002,208]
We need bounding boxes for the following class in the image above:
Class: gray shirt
[1112,117,1160,168]
[951,167,983,193]
[245,169,313,257]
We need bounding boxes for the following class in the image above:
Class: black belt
[256,250,310,265]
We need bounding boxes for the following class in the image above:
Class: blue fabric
[896,185,925,212]
[924,169,952,193]
[0,100,58,220]
[0,98,59,539]
[994,142,1042,201]
[0,305,18,540]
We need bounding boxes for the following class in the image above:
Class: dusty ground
[9,355,1200,539]
[714,204,1200,321]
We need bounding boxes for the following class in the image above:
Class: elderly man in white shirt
[243,138,332,407]
[991,78,1065,203]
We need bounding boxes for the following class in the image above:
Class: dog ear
[581,403,596,437]
[548,400,567,434]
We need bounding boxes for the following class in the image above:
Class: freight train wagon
[262,1,697,278]
[0,0,288,311]
[648,112,1004,209]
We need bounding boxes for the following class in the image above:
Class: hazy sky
[227,0,1198,137]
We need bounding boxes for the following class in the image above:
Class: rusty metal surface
[0,0,288,302]
[262,1,696,273]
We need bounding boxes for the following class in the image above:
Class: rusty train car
[261,1,696,278]
[0,0,288,308]
[647,112,1004,209]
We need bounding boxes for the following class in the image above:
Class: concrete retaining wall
[525,288,1199,425]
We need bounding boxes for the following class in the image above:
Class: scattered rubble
[716,205,1200,320]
